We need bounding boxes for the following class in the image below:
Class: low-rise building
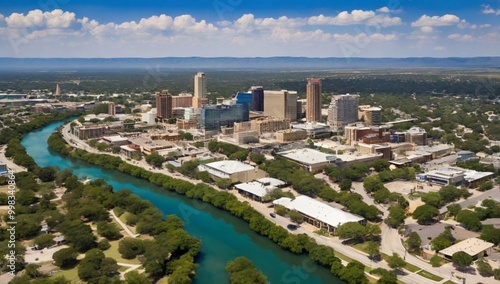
[417,167,494,187]
[128,137,174,155]
[456,150,476,162]
[235,178,286,202]
[234,131,259,144]
[273,195,365,234]
[198,160,266,183]
[292,122,331,138]
[120,145,138,159]
[438,238,494,260]
[102,135,130,146]
[405,126,428,145]
[276,129,307,142]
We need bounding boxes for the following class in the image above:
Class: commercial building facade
[327,94,359,131]
[263,90,298,121]
[193,72,207,108]
[250,86,264,112]
[200,103,249,131]
[172,93,193,108]
[306,78,322,123]
[156,90,173,119]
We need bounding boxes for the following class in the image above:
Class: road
[0,145,27,173]
[61,122,495,284]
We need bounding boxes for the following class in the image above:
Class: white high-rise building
[327,94,359,131]
[193,72,207,108]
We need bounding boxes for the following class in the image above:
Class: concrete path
[109,209,140,238]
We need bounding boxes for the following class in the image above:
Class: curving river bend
[21,121,343,284]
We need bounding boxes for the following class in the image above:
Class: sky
[0,0,499,58]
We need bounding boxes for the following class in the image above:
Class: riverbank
[50,124,357,283]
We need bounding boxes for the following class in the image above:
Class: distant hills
[1,57,499,70]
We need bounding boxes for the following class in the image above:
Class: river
[22,121,342,284]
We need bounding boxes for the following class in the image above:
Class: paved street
[59,122,498,284]
[0,146,27,173]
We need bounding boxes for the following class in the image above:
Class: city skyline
[0,0,499,58]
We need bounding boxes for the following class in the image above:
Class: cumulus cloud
[5,9,75,29]
[447,33,473,41]
[333,32,397,43]
[479,24,491,28]
[481,4,500,15]
[420,26,433,33]
[308,10,402,27]
[411,14,461,27]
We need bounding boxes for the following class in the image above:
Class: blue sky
[0,0,499,57]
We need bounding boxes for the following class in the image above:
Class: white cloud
[420,26,433,33]
[411,14,461,27]
[377,7,391,13]
[481,4,500,15]
[447,33,473,41]
[308,10,402,27]
[479,24,491,28]
[5,9,75,29]
[333,32,397,43]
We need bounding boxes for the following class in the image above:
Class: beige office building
[172,93,193,108]
[193,72,207,108]
[306,78,322,123]
[263,90,297,121]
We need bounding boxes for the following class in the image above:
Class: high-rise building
[235,92,253,108]
[156,90,173,119]
[327,94,359,131]
[250,86,264,112]
[306,78,322,122]
[108,102,116,116]
[193,72,207,108]
[200,100,249,131]
[263,90,298,121]
[55,84,61,96]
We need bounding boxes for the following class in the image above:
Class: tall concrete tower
[306,78,322,122]
[193,72,207,108]
[156,90,173,119]
[55,84,61,96]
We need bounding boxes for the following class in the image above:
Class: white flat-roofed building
[120,145,138,159]
[438,237,494,260]
[278,148,382,172]
[102,135,130,146]
[235,177,286,202]
[417,167,494,188]
[273,195,365,234]
[278,148,335,173]
[198,160,266,183]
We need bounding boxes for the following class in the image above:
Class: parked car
[287,224,298,230]
[269,213,276,218]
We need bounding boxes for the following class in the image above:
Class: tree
[456,210,482,231]
[478,181,494,192]
[387,253,406,271]
[38,166,56,182]
[225,257,268,284]
[97,222,123,240]
[78,248,119,281]
[447,204,462,218]
[429,255,442,267]
[412,204,439,224]
[53,247,78,268]
[386,205,405,228]
[308,245,337,267]
[336,222,366,240]
[118,237,145,259]
[421,192,443,208]
[363,175,385,193]
[480,225,500,245]
[476,260,493,277]
[371,268,397,284]
[288,210,304,224]
[430,235,452,252]
[125,271,150,284]
[339,261,368,284]
[145,152,164,168]
[338,179,352,191]
[365,241,380,260]
[451,251,472,270]
[374,189,391,204]
[34,234,55,249]
[373,160,390,172]
[406,232,421,253]
[215,178,233,189]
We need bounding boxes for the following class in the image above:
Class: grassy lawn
[117,211,137,234]
[380,253,421,273]
[443,281,455,284]
[51,267,79,283]
[314,228,333,237]
[104,240,140,265]
[352,242,378,255]
[119,266,130,272]
[417,270,444,282]
[429,255,448,267]
[334,251,356,264]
